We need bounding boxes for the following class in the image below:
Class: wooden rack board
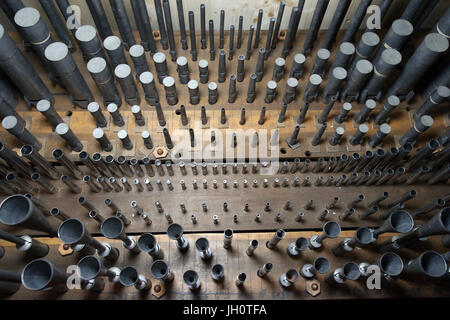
[0,169,447,236]
[0,231,449,300]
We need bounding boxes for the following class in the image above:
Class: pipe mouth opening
[286,269,299,282]
[238,273,246,281]
[21,259,54,291]
[119,266,138,286]
[295,237,308,250]
[101,217,124,239]
[343,262,360,280]
[52,149,63,159]
[150,260,168,278]
[323,221,341,238]
[167,224,183,239]
[250,240,259,247]
[79,151,89,160]
[77,256,101,280]
[195,237,209,251]
[138,233,156,251]
[58,219,85,244]
[440,208,450,231]
[356,227,374,245]
[419,251,447,277]
[183,270,198,285]
[0,195,33,226]
[212,264,224,276]
[390,211,414,233]
[50,208,59,216]
[380,252,403,276]
[314,257,330,274]
[20,145,33,157]
[429,139,440,149]
[224,228,233,238]
[276,229,285,239]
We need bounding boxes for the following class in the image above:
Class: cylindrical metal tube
[21,145,60,180]
[387,33,448,101]
[2,116,42,150]
[75,25,106,62]
[115,64,140,105]
[129,44,149,78]
[45,42,93,108]
[103,35,127,68]
[109,0,135,49]
[0,24,53,105]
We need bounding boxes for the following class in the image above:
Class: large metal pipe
[109,0,136,49]
[372,19,413,65]
[341,60,373,102]
[2,116,42,150]
[0,0,25,26]
[55,0,80,37]
[321,0,351,50]
[45,42,93,108]
[0,73,17,110]
[21,259,67,292]
[0,24,53,106]
[0,194,57,236]
[384,208,450,252]
[167,223,189,251]
[414,86,450,121]
[58,218,119,262]
[103,35,127,69]
[119,266,151,290]
[309,221,341,249]
[86,0,113,40]
[332,227,374,256]
[0,142,33,175]
[387,33,448,101]
[348,32,380,73]
[342,0,372,43]
[77,255,120,283]
[150,260,174,282]
[87,57,121,107]
[326,262,361,285]
[138,233,164,259]
[163,0,177,61]
[361,48,402,101]
[302,0,329,55]
[0,269,21,296]
[131,0,157,54]
[0,229,49,257]
[153,0,168,50]
[372,210,414,238]
[75,25,106,62]
[101,216,140,253]
[115,64,140,105]
[14,7,57,80]
[400,0,426,23]
[403,250,447,278]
